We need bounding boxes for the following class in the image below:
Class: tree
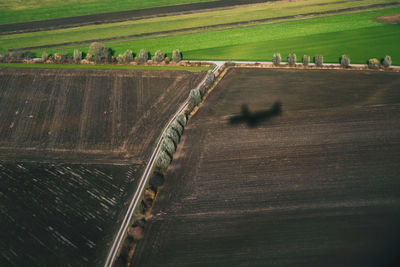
[340,55,350,68]
[177,114,187,127]
[288,53,296,67]
[156,151,171,173]
[124,49,134,63]
[172,49,182,62]
[73,49,82,62]
[314,55,324,67]
[189,88,201,110]
[302,55,310,66]
[137,49,148,63]
[88,42,110,63]
[273,53,281,66]
[53,53,65,63]
[117,50,133,64]
[204,70,215,87]
[42,52,48,62]
[171,120,184,136]
[382,55,392,68]
[161,137,175,158]
[153,50,165,63]
[165,127,180,145]
[368,58,380,69]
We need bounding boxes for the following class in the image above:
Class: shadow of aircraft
[229,102,282,127]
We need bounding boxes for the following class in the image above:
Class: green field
[0,63,211,71]
[1,0,399,65]
[0,0,390,51]
[0,0,214,25]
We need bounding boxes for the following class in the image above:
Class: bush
[204,70,215,87]
[88,42,110,63]
[153,50,165,63]
[137,49,148,63]
[165,127,180,145]
[382,55,392,68]
[302,55,310,66]
[340,55,350,68]
[156,151,171,173]
[198,83,207,97]
[73,49,82,62]
[149,171,164,188]
[288,53,296,67]
[9,50,30,60]
[53,53,65,63]
[164,57,170,64]
[42,52,48,62]
[172,49,182,62]
[177,114,187,127]
[368,58,380,69]
[171,120,184,136]
[314,55,324,67]
[272,53,281,66]
[189,88,201,109]
[161,137,176,158]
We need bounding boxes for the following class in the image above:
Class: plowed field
[0,68,205,266]
[133,68,400,266]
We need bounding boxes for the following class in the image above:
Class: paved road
[104,63,222,267]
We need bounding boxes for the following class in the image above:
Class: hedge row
[271,53,393,69]
[0,42,183,65]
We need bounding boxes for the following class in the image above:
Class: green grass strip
[0,63,212,71]
[0,0,214,25]
[1,0,392,51]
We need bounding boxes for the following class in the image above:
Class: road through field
[104,63,222,267]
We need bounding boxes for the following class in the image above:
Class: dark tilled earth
[0,68,205,266]
[132,68,400,267]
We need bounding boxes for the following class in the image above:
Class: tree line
[0,42,183,64]
[272,53,392,69]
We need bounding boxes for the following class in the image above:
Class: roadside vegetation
[0,63,212,71]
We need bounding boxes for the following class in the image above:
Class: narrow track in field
[104,63,222,267]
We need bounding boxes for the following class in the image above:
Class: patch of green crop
[0,0,214,25]
[0,0,395,51]
[5,6,400,65]
[0,63,211,71]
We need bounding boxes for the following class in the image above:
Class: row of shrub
[271,53,393,69]
[113,70,218,266]
[0,42,183,64]
[155,70,215,173]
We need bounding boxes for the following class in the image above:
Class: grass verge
[0,63,212,71]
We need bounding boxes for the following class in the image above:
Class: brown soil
[377,13,400,24]
[0,67,205,266]
[132,68,400,266]
[0,0,270,35]
[0,68,204,163]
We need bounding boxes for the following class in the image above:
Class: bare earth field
[132,68,400,266]
[0,68,205,266]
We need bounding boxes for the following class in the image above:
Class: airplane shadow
[228,101,282,127]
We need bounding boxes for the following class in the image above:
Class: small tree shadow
[229,102,282,127]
